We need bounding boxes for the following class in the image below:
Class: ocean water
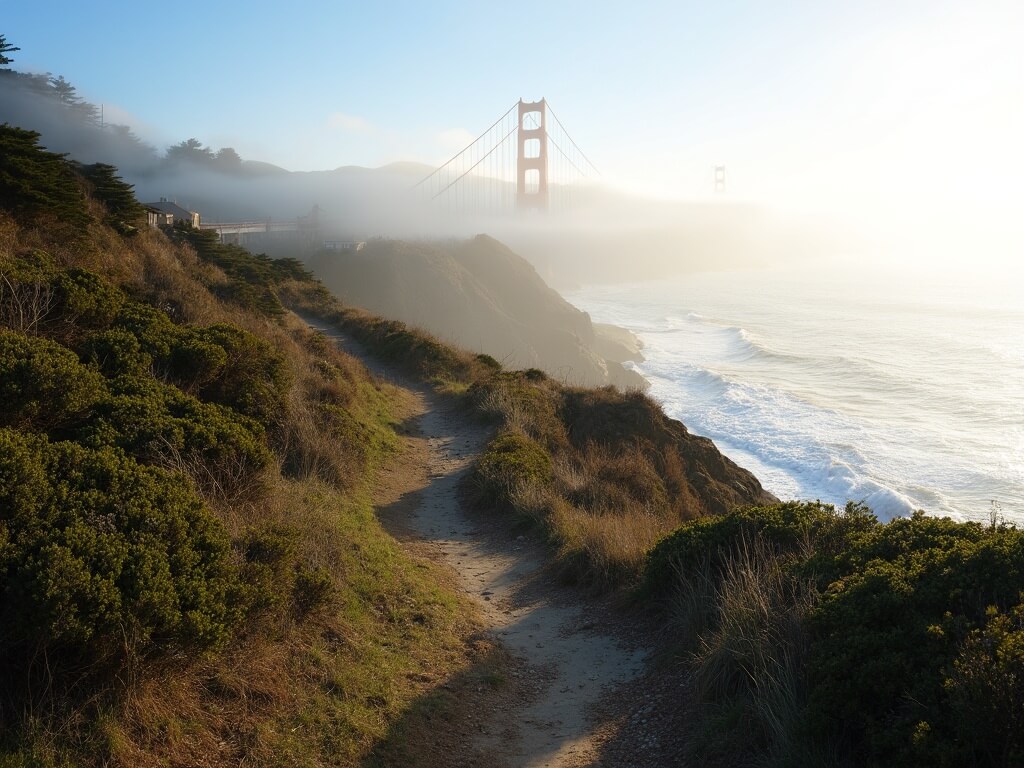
[567,268,1024,524]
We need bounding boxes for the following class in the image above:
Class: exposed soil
[307,318,690,767]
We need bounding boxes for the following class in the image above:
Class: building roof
[144,200,197,219]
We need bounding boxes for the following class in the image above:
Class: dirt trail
[307,319,655,767]
[411,394,649,767]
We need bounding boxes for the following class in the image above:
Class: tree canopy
[165,137,215,165]
[0,34,18,66]
[0,124,89,227]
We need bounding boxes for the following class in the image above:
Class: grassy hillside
[306,236,647,390]
[4,120,1020,768]
[0,125,478,767]
[286,236,1024,767]
[282,269,775,590]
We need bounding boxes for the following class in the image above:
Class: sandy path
[412,396,649,767]
[305,318,651,767]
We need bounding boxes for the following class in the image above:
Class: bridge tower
[517,99,549,211]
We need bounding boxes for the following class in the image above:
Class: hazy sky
[5,1,1023,260]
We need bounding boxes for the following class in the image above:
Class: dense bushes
[944,602,1024,766]
[0,133,472,767]
[0,264,280,669]
[0,428,240,658]
[82,377,271,498]
[647,502,1024,767]
[807,514,1024,766]
[0,263,280,498]
[0,330,105,431]
[110,301,291,425]
[0,262,295,659]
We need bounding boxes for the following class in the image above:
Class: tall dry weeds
[679,531,823,766]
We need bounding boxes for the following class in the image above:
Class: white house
[144,198,200,229]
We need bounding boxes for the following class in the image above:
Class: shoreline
[566,275,1022,525]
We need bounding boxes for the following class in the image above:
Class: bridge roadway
[199,220,300,236]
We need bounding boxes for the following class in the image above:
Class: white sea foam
[568,268,1024,524]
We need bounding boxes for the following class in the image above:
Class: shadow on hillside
[587,654,694,767]
[359,636,514,768]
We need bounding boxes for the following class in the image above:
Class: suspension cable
[431,125,518,200]
[413,101,518,189]
[547,135,588,178]
[546,102,601,176]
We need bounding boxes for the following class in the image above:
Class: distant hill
[309,235,648,389]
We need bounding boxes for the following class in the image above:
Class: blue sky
[5,0,1023,243]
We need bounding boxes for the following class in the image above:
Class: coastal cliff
[308,235,647,390]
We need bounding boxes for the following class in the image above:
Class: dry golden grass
[548,497,671,587]
[674,531,818,765]
[0,212,19,260]
[463,375,695,589]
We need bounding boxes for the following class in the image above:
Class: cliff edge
[308,235,647,390]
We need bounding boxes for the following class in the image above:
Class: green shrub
[523,367,547,381]
[167,334,229,391]
[80,377,271,498]
[187,323,290,425]
[475,353,502,371]
[643,501,843,600]
[112,304,291,426]
[472,430,552,507]
[943,600,1024,766]
[644,503,1024,766]
[80,327,152,377]
[0,330,105,433]
[806,516,1024,766]
[0,428,241,657]
[111,300,180,361]
[52,268,125,332]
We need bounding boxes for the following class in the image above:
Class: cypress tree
[0,124,90,227]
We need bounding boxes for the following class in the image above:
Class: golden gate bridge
[413,98,600,216]
[200,99,598,244]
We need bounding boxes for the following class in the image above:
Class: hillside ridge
[308,234,648,390]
